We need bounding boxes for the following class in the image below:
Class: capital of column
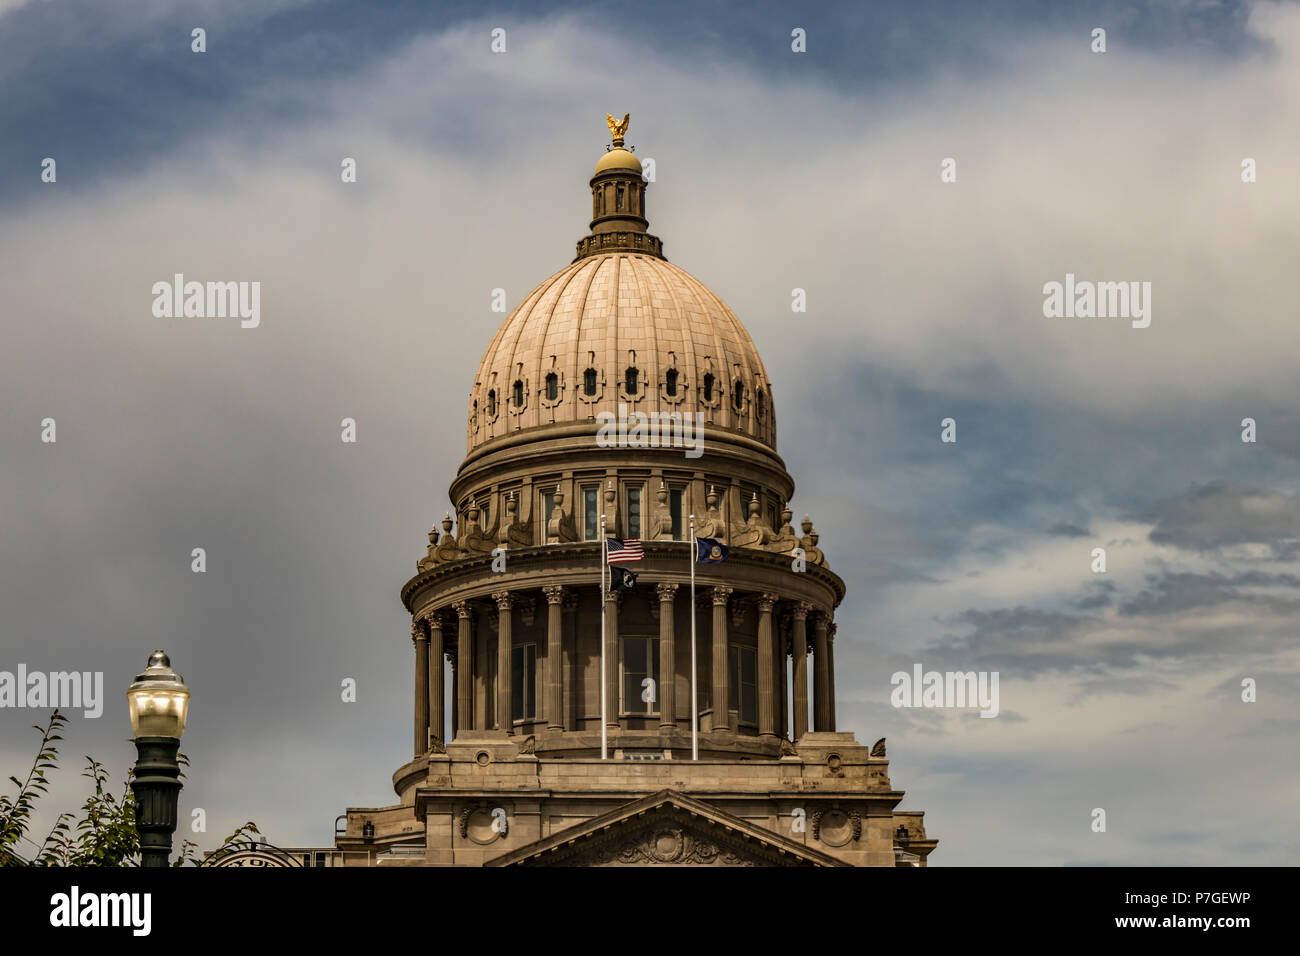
[562,592,580,613]
[793,601,813,621]
[827,621,837,640]
[453,600,472,620]
[492,590,513,611]
[411,619,427,645]
[605,590,622,608]
[425,611,445,634]
[543,584,566,605]
[711,585,733,607]
[656,582,679,602]
[814,610,830,629]
[758,592,779,613]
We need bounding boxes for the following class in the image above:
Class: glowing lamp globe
[126,651,190,739]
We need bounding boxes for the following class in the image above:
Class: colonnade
[409,585,837,757]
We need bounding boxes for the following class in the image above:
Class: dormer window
[512,380,524,407]
[487,389,497,417]
[702,373,715,403]
[665,369,678,396]
[732,380,745,411]
[625,367,638,395]
[545,373,558,401]
[584,368,598,396]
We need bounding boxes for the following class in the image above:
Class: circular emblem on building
[465,809,502,845]
[817,810,854,848]
[204,840,302,867]
[650,828,685,863]
[475,750,492,767]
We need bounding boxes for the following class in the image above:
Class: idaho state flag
[696,537,728,563]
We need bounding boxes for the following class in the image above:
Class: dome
[467,252,776,453]
[594,146,642,174]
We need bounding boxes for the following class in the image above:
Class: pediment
[487,789,845,867]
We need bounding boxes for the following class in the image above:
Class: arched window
[702,373,715,402]
[732,380,745,411]
[584,368,598,396]
[545,373,558,401]
[487,389,497,417]
[512,380,524,408]
[665,369,678,396]
[625,367,638,395]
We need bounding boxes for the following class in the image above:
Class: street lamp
[126,651,190,868]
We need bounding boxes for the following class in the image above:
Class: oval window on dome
[625,367,638,395]
[732,380,745,411]
[665,369,678,397]
[545,373,558,401]
[487,389,497,417]
[584,368,598,396]
[702,373,715,403]
[512,380,524,408]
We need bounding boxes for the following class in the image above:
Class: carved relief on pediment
[524,808,802,867]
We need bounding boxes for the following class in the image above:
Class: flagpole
[689,514,697,761]
[600,514,607,761]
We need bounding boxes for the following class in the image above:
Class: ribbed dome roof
[467,252,776,453]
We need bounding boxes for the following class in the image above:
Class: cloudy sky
[2,0,1297,865]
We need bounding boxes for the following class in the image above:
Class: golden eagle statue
[606,112,630,146]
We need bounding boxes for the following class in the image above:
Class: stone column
[474,612,488,730]
[814,612,831,731]
[711,586,733,733]
[493,591,513,733]
[778,626,788,740]
[412,618,429,756]
[429,614,445,744]
[562,592,579,730]
[449,650,457,739]
[454,601,472,733]
[827,621,837,732]
[656,583,678,731]
[604,591,620,732]
[543,585,565,731]
[757,593,778,742]
[792,602,811,741]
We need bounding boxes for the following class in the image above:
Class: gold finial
[605,112,630,147]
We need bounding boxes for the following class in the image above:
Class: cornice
[400,540,845,613]
[456,421,789,486]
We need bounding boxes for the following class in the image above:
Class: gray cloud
[1146,482,1300,555]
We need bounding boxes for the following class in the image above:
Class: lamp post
[126,651,190,868]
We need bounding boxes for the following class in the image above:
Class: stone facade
[335,117,937,867]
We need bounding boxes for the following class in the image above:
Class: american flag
[606,538,643,564]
